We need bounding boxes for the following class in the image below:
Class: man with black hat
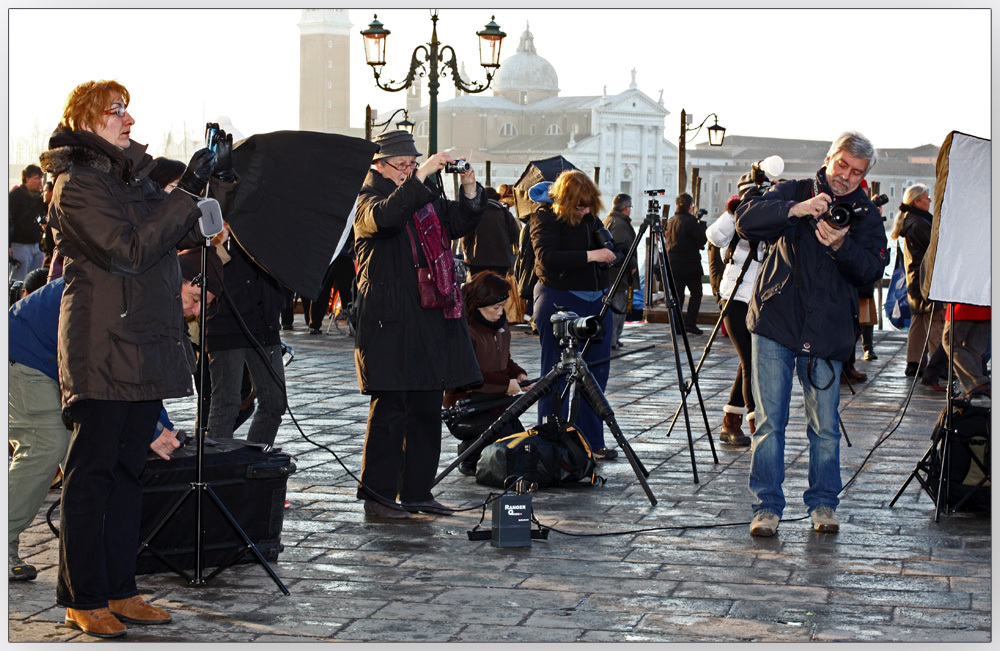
[353,130,485,519]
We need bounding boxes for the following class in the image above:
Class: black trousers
[672,271,703,328]
[357,390,443,504]
[722,299,755,413]
[57,399,161,609]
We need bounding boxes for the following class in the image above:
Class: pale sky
[6,6,994,159]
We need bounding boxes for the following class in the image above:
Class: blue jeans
[749,334,842,517]
[532,284,613,450]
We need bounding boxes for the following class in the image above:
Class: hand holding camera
[178,148,218,196]
[206,123,236,182]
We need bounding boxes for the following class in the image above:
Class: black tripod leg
[889,442,935,507]
[576,365,657,506]
[137,485,196,583]
[432,365,563,487]
[652,232,702,482]
[199,485,289,595]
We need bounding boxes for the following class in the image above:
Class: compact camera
[551,310,603,342]
[205,123,220,152]
[444,159,471,174]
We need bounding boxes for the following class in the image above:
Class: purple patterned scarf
[413,203,463,319]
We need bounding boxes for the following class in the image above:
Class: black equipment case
[136,438,296,575]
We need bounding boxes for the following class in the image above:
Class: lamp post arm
[372,45,429,93]
[439,45,496,95]
[684,113,718,143]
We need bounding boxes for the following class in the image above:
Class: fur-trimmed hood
[40,126,153,181]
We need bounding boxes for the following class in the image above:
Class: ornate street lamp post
[677,110,726,196]
[361,11,506,155]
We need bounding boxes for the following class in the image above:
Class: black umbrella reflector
[226,130,378,300]
[511,155,579,221]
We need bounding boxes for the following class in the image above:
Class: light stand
[889,303,989,519]
[432,317,658,506]
[137,238,289,595]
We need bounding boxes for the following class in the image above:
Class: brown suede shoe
[64,607,127,638]
[108,595,172,625]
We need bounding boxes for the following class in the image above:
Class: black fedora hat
[372,129,422,161]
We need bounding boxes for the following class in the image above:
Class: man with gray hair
[603,193,639,348]
[734,131,889,537]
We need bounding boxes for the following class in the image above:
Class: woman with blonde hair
[530,170,618,459]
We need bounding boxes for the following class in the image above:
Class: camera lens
[445,160,471,173]
[567,315,603,340]
[827,203,854,227]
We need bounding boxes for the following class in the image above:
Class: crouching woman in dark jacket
[530,170,617,459]
[353,130,485,519]
[40,80,236,638]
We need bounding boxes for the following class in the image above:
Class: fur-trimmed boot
[720,406,750,446]
[747,412,756,435]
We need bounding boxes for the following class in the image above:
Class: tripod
[138,239,289,595]
[433,318,658,505]
[640,194,718,482]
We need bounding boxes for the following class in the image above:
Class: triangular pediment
[598,89,668,116]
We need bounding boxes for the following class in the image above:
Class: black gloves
[212,130,236,182]
[178,148,217,196]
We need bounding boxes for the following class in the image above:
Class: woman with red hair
[530,170,617,459]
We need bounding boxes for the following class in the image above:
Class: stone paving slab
[8,322,991,643]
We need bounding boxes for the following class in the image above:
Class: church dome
[494,24,559,94]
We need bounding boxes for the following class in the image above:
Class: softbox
[226,131,378,300]
[511,155,579,220]
[922,131,991,307]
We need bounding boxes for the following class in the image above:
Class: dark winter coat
[353,169,485,393]
[602,209,639,289]
[896,204,936,314]
[40,128,237,408]
[8,184,45,244]
[735,168,888,362]
[530,205,610,291]
[461,199,520,269]
[205,235,285,351]
[663,210,707,279]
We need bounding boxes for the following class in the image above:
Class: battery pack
[491,493,532,548]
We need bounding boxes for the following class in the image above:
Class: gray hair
[612,193,632,212]
[826,131,878,174]
[903,183,929,206]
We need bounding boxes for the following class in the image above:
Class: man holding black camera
[735,131,888,537]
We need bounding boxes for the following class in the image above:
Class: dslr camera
[444,159,471,174]
[551,310,603,342]
[821,201,866,228]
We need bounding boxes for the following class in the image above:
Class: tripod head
[643,189,666,222]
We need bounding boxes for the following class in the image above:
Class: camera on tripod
[444,159,471,173]
[551,310,603,343]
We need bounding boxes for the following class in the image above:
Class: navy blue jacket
[9,278,65,381]
[735,168,889,362]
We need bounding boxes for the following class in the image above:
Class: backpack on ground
[475,421,600,489]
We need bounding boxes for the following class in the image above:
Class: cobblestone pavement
[8,320,991,643]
